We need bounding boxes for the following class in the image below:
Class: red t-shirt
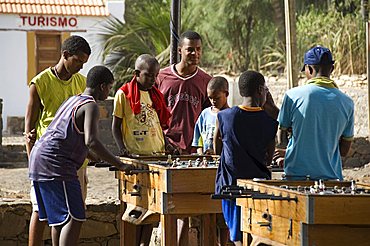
[156,65,212,153]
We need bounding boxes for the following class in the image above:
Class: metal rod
[284,0,298,88]
[170,0,181,64]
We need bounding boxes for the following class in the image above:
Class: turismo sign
[19,15,78,29]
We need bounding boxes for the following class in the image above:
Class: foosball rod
[211,193,298,202]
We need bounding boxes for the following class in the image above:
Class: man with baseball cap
[274,46,354,180]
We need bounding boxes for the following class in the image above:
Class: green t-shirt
[29,67,86,139]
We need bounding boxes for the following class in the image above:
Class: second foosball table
[227,179,370,246]
[115,155,222,246]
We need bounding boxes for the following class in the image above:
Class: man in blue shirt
[275,46,354,180]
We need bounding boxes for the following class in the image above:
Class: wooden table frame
[116,156,222,246]
[236,180,370,246]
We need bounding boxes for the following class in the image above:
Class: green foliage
[97,0,170,91]
[95,0,367,85]
[296,6,365,75]
[183,0,276,73]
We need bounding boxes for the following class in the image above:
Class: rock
[343,157,363,168]
[80,219,118,238]
[0,212,26,237]
[0,240,18,246]
[107,238,120,246]
[356,145,370,155]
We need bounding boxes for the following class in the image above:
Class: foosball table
[113,155,222,246]
[221,179,370,246]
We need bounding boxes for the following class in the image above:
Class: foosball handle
[94,162,112,168]
[211,194,240,199]
[109,166,118,171]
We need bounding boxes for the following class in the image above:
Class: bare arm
[339,138,352,157]
[276,128,289,149]
[112,116,128,156]
[213,118,222,155]
[24,84,41,157]
[81,102,132,171]
[196,147,203,155]
[273,128,289,167]
[265,139,276,166]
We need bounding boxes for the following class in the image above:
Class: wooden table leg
[243,232,253,246]
[161,214,177,246]
[120,202,138,246]
[201,214,217,246]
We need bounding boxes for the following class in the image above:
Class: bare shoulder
[76,100,99,119]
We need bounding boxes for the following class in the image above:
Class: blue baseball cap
[301,46,334,71]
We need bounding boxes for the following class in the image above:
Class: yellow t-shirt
[29,67,86,139]
[113,89,165,155]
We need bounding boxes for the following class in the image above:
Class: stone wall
[0,200,120,246]
[6,117,25,135]
[98,98,118,155]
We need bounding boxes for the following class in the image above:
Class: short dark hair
[61,35,91,56]
[135,54,160,71]
[238,70,265,97]
[207,76,229,92]
[311,53,333,74]
[86,66,114,88]
[179,30,202,47]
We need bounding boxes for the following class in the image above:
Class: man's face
[178,38,202,66]
[64,51,89,75]
[137,64,160,91]
[99,82,113,101]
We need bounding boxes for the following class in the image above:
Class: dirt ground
[0,166,118,203]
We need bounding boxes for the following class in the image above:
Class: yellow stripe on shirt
[306,77,338,88]
[238,105,263,112]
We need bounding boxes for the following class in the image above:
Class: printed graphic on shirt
[167,92,200,107]
[133,103,159,141]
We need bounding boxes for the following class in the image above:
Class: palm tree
[96,1,171,91]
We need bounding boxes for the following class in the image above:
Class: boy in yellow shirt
[112,54,173,245]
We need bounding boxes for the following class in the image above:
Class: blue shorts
[33,180,86,226]
[222,199,242,242]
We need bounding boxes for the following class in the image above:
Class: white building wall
[0,31,28,131]
[0,0,125,131]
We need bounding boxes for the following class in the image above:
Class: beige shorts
[31,167,88,212]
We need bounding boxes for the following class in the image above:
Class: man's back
[279,80,354,180]
[29,94,94,182]
[215,106,277,194]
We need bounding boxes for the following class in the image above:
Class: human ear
[308,66,313,75]
[62,50,70,60]
[100,83,105,91]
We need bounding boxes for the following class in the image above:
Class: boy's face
[259,84,269,106]
[178,38,202,66]
[63,51,89,75]
[99,82,113,101]
[136,64,160,91]
[207,89,228,110]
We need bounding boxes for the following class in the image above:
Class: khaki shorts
[31,167,88,212]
